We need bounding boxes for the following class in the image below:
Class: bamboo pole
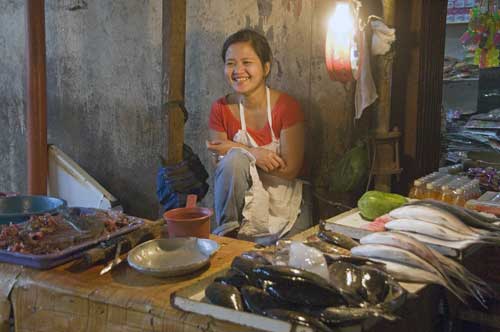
[373,0,397,192]
[163,0,186,165]
[26,0,48,195]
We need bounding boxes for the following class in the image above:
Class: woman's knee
[215,149,251,177]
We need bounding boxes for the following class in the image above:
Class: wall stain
[257,0,273,17]
[281,0,302,18]
[68,0,88,11]
[275,58,283,79]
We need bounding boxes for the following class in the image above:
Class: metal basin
[127,237,220,277]
[0,195,67,224]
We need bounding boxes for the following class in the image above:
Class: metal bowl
[127,237,220,277]
[0,195,67,224]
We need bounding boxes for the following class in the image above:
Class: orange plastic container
[163,195,212,239]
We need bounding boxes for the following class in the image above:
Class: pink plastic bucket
[163,195,212,239]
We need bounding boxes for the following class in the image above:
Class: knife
[99,241,123,275]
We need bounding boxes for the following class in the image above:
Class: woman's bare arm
[206,125,303,179]
[268,122,304,180]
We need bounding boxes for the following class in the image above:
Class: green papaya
[330,141,369,193]
[357,190,408,220]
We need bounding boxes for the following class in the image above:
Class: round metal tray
[127,237,220,277]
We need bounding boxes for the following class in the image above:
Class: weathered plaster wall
[45,0,164,219]
[0,1,26,194]
[1,0,357,219]
[1,1,164,219]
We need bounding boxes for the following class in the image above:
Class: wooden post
[162,0,186,165]
[26,0,48,195]
[373,0,397,192]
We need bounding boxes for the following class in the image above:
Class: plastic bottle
[426,175,454,199]
[452,188,466,207]
[408,179,422,199]
[415,172,444,199]
[440,184,454,203]
[440,176,470,203]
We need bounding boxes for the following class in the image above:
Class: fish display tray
[0,208,144,269]
[171,267,422,332]
[171,268,370,332]
[323,209,480,259]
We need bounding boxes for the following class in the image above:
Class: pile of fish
[366,199,500,244]
[204,228,407,331]
[352,231,493,307]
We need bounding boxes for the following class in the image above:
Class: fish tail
[439,279,469,305]
[375,310,399,322]
[445,267,491,308]
[368,307,399,321]
[479,234,500,245]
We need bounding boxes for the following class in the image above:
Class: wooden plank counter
[0,224,483,332]
[6,235,258,332]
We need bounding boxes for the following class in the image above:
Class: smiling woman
[206,29,308,244]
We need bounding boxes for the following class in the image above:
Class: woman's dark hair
[221,29,272,67]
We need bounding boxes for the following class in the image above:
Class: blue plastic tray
[0,207,143,269]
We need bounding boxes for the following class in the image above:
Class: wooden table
[0,226,484,332]
[1,235,258,332]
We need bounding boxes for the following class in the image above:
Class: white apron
[230,87,303,245]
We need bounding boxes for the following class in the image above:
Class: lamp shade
[325,1,361,82]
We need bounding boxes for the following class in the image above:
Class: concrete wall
[1,1,163,219]
[0,1,27,194]
[1,0,358,219]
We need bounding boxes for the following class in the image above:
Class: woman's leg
[212,149,252,235]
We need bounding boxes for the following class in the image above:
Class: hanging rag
[371,20,396,56]
[355,28,378,119]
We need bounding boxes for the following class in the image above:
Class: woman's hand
[206,139,239,156]
[250,147,286,172]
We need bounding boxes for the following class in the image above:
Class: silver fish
[360,231,490,307]
[384,219,479,242]
[360,232,450,277]
[408,199,500,231]
[389,205,474,235]
[351,245,466,302]
[369,258,455,286]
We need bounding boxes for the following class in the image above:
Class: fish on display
[230,256,260,286]
[318,306,398,326]
[385,219,500,244]
[407,199,500,231]
[389,205,474,235]
[305,234,352,256]
[205,282,245,311]
[213,269,251,289]
[253,265,348,307]
[324,254,375,266]
[317,228,360,250]
[367,258,454,287]
[351,244,467,302]
[360,231,490,307]
[240,285,292,315]
[328,261,391,305]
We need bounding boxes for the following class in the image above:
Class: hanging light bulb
[325,1,360,82]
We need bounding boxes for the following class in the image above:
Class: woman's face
[224,41,270,96]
